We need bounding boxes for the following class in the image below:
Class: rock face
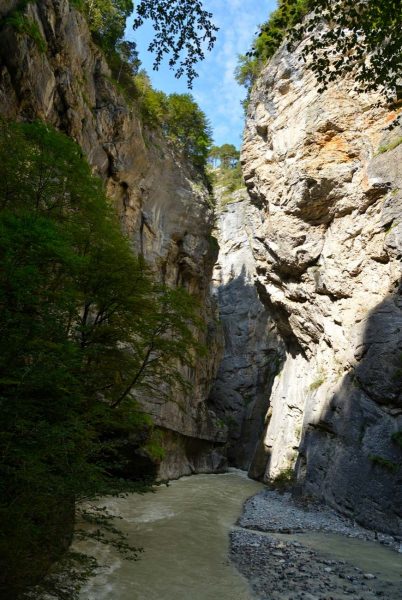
[0,0,225,478]
[208,187,283,469]
[242,39,402,535]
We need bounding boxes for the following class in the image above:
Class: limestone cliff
[208,185,284,469]
[242,40,402,535]
[0,0,225,478]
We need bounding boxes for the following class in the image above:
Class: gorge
[0,0,401,598]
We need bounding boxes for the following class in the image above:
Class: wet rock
[230,528,401,600]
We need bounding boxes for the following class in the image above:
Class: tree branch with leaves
[133,0,218,87]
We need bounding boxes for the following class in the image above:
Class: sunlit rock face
[208,188,284,470]
[242,39,402,535]
[0,0,225,478]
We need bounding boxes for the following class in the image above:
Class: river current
[77,471,262,600]
[76,471,402,599]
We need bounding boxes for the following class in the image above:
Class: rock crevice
[239,38,402,535]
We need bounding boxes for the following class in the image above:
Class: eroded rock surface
[0,0,225,478]
[208,187,283,469]
[242,40,402,535]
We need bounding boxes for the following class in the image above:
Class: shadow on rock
[208,265,284,470]
[295,279,402,537]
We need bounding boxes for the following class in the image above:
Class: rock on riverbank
[230,490,402,600]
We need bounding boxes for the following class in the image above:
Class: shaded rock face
[0,0,225,478]
[242,40,402,535]
[208,189,284,469]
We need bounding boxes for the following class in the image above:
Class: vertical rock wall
[242,40,402,535]
[0,0,225,479]
[208,188,284,469]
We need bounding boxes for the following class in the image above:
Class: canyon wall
[208,186,284,469]
[242,39,402,535]
[0,0,225,479]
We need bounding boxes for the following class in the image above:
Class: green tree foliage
[71,3,213,173]
[289,0,402,99]
[208,145,243,197]
[71,1,217,87]
[235,0,313,101]
[253,0,312,63]
[72,0,134,50]
[134,71,169,121]
[135,75,212,172]
[208,144,240,168]
[208,145,221,167]
[133,0,218,87]
[163,93,212,170]
[70,0,141,93]
[0,120,204,596]
[115,40,141,81]
[238,0,401,103]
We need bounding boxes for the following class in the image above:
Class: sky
[126,0,276,149]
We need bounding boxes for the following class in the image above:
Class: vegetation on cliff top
[1,2,213,175]
[71,0,218,86]
[134,76,213,172]
[235,0,313,102]
[68,1,215,175]
[289,0,402,99]
[237,0,401,106]
[13,0,399,103]
[0,120,205,597]
[207,144,244,203]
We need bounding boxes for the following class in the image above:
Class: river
[76,471,402,599]
[77,470,262,600]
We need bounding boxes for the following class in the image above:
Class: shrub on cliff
[237,0,401,103]
[0,120,204,596]
[135,74,212,172]
[235,0,313,104]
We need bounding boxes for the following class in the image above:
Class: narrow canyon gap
[0,0,401,597]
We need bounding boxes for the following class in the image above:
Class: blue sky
[126,1,276,148]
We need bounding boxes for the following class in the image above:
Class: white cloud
[191,0,275,146]
[130,0,276,147]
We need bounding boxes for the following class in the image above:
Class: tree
[133,0,218,87]
[208,144,240,169]
[241,0,401,102]
[0,120,204,596]
[219,144,240,169]
[235,0,313,106]
[163,93,213,171]
[208,146,221,168]
[75,0,134,50]
[116,40,141,81]
[71,1,217,87]
[289,0,402,99]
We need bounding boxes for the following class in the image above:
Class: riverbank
[230,489,402,600]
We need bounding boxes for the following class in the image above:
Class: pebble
[230,489,402,600]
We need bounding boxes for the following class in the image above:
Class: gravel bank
[237,490,397,544]
[230,490,402,600]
